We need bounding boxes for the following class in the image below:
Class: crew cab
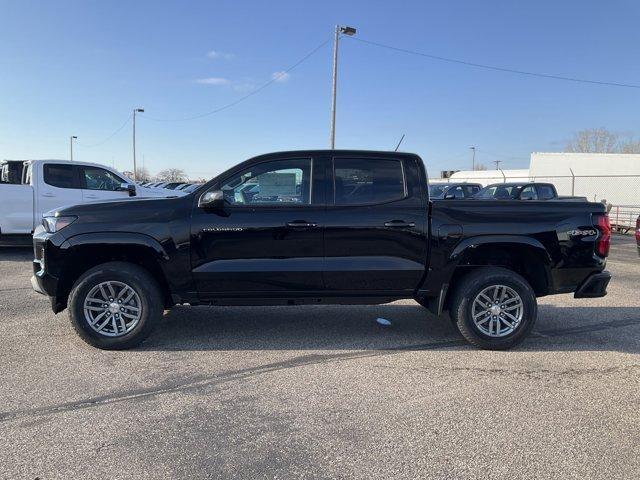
[1,160,183,246]
[31,150,611,350]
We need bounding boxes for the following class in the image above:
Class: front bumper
[31,227,66,313]
[574,271,611,298]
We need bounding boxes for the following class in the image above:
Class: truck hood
[47,195,189,224]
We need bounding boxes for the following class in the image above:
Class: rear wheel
[450,267,537,350]
[68,261,163,349]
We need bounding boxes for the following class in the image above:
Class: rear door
[323,155,428,294]
[35,163,83,218]
[80,165,130,202]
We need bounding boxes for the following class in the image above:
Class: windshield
[428,185,447,198]
[475,184,523,199]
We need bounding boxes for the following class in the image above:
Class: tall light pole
[469,146,476,170]
[132,108,144,181]
[329,25,357,149]
[69,136,77,161]
[494,159,502,170]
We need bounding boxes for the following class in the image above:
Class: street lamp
[329,24,357,149]
[132,108,144,181]
[70,136,77,161]
[469,146,476,170]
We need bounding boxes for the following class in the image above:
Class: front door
[191,156,325,298]
[323,155,428,294]
[79,165,131,202]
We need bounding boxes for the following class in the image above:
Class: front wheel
[68,261,163,350]
[450,267,537,350]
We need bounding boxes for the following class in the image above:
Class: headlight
[42,215,77,233]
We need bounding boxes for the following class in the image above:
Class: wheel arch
[56,232,174,309]
[443,236,553,311]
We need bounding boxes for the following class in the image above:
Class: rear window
[43,164,77,189]
[334,158,405,205]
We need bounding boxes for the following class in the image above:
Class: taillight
[594,214,611,257]
[635,215,640,243]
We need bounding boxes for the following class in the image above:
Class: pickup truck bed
[30,150,611,351]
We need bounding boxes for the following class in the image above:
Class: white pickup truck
[1,159,182,245]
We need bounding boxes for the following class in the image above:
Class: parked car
[0,160,184,246]
[429,182,482,199]
[31,150,611,350]
[182,183,203,193]
[161,182,184,190]
[0,160,26,184]
[474,182,558,200]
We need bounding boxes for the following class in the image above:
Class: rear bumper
[574,271,611,298]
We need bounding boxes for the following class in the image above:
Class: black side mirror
[444,192,456,199]
[198,190,226,210]
[119,183,137,196]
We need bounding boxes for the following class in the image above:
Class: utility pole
[493,160,502,170]
[329,25,357,149]
[132,108,144,181]
[469,146,476,170]
[70,136,77,161]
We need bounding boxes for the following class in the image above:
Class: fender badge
[203,227,244,232]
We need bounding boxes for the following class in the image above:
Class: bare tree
[565,128,621,153]
[135,167,151,183]
[473,163,487,171]
[157,168,188,182]
[619,138,640,153]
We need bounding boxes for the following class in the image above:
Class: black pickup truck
[31,150,611,350]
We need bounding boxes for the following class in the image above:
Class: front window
[220,158,311,206]
[83,167,125,191]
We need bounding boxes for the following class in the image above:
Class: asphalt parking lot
[0,235,638,479]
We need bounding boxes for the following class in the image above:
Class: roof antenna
[394,134,405,152]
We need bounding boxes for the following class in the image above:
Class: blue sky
[1,0,639,178]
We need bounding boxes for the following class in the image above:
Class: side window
[519,185,538,200]
[220,158,311,206]
[463,185,480,197]
[82,167,125,191]
[334,158,405,205]
[537,185,556,200]
[43,164,77,189]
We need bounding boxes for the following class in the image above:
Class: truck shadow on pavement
[146,303,640,354]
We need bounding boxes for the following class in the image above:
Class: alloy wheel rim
[83,281,142,337]
[471,284,523,338]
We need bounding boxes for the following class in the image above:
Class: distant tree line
[565,128,640,153]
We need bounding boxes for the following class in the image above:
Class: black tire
[68,261,163,350]
[450,267,537,350]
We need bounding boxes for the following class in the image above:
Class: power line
[141,38,331,122]
[76,114,132,148]
[347,37,640,89]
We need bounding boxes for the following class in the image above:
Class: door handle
[42,193,55,198]
[384,220,416,228]
[286,221,318,228]
[85,195,98,199]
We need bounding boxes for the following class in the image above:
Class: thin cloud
[207,50,234,60]
[271,71,291,82]
[195,77,231,86]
